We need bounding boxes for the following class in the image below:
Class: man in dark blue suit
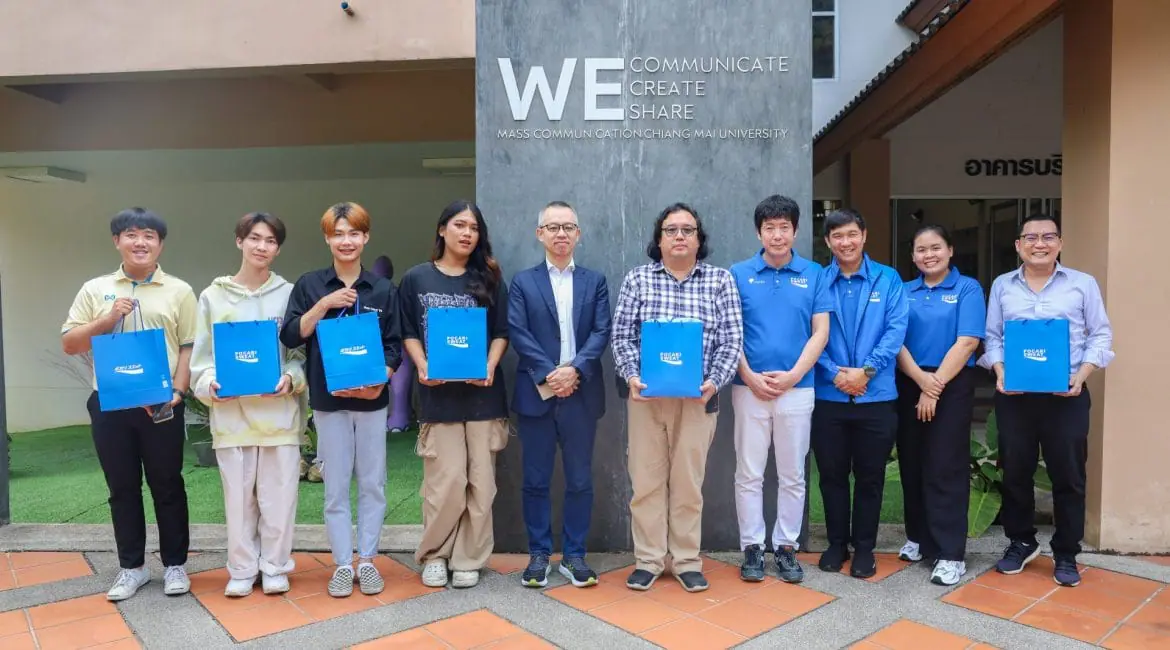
[508,200,612,589]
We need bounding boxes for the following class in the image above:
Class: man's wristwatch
[862,365,876,379]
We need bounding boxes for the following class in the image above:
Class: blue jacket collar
[750,249,810,274]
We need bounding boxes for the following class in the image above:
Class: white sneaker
[899,541,923,562]
[262,573,290,595]
[163,565,190,596]
[107,567,150,602]
[931,560,967,586]
[451,570,479,589]
[422,560,448,587]
[224,577,255,598]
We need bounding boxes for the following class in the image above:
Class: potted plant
[967,411,1053,537]
[183,392,217,468]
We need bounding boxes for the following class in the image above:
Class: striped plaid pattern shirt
[612,261,744,388]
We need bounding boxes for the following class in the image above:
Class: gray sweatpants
[314,408,388,566]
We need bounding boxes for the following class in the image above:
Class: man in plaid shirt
[611,202,743,594]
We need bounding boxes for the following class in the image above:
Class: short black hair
[110,207,167,240]
[235,212,287,246]
[1019,213,1061,237]
[754,195,800,231]
[823,208,866,236]
[646,202,710,262]
[912,224,953,249]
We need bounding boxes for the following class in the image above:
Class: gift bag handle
[112,300,144,336]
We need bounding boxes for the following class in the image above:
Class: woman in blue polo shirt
[894,225,985,587]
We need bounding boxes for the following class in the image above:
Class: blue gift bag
[213,319,282,398]
[426,307,488,380]
[640,319,704,398]
[316,300,386,392]
[92,306,173,411]
[1004,319,1071,393]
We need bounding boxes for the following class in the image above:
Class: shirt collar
[1010,262,1066,285]
[323,265,375,289]
[829,254,869,283]
[546,257,575,274]
[115,265,162,285]
[909,266,961,292]
[751,249,809,274]
[650,260,704,281]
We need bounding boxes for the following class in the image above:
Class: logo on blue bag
[234,350,260,364]
[660,352,683,367]
[1023,348,1048,362]
[339,345,368,356]
[446,336,470,349]
[114,364,144,375]
[942,294,959,304]
[869,291,882,303]
[790,277,808,289]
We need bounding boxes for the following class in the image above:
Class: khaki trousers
[628,398,718,575]
[216,444,301,580]
[414,419,510,571]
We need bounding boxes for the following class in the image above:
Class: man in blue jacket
[813,209,908,579]
[508,201,612,589]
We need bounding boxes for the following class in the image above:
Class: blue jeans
[518,395,597,558]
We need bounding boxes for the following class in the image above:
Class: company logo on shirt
[339,345,368,356]
[869,291,882,303]
[1023,348,1048,362]
[790,277,809,289]
[446,336,470,349]
[660,352,683,366]
[114,364,144,375]
[234,350,260,364]
[103,294,117,302]
[747,277,760,285]
[942,294,959,304]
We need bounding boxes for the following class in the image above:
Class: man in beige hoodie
[190,213,308,597]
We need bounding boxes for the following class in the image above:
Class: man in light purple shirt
[978,213,1114,588]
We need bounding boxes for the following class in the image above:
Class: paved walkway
[0,524,1167,649]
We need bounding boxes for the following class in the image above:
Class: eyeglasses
[663,226,698,238]
[539,223,579,235]
[1019,232,1060,245]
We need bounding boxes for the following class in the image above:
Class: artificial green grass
[8,425,423,525]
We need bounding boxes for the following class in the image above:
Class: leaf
[980,462,1002,484]
[984,410,999,452]
[970,438,986,458]
[1034,465,1053,492]
[968,485,1003,538]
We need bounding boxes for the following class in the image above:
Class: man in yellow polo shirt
[61,207,197,601]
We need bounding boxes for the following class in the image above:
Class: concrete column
[846,139,892,264]
[1063,0,1170,552]
[476,0,812,552]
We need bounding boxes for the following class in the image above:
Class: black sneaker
[1053,554,1081,587]
[626,568,658,591]
[740,544,766,582]
[676,571,709,593]
[818,545,850,572]
[520,554,551,588]
[850,549,877,579]
[558,556,598,588]
[995,540,1041,575]
[775,546,804,584]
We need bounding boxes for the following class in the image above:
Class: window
[813,0,836,80]
[812,199,842,265]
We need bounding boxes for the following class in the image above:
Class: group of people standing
[60,193,1111,604]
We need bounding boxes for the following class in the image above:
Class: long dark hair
[431,200,502,306]
[646,202,710,262]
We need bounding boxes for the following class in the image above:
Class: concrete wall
[0,173,474,431]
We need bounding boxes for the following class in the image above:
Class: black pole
[0,270,9,524]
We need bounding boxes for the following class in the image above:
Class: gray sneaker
[358,563,384,595]
[107,567,150,602]
[775,546,805,584]
[328,565,355,598]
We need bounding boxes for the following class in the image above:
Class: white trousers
[314,409,388,566]
[216,444,302,580]
[732,386,815,551]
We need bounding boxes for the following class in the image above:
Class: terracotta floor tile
[1046,582,1148,621]
[1154,589,1170,608]
[194,590,271,618]
[942,584,1035,619]
[353,628,448,649]
[970,644,1000,649]
[377,578,442,604]
[1079,568,1164,600]
[683,570,769,603]
[1129,602,1170,634]
[89,639,142,650]
[425,610,522,649]
[15,558,94,588]
[1141,557,1170,567]
[481,634,558,649]
[848,642,885,649]
[640,616,747,650]
[294,592,382,620]
[546,579,633,612]
[0,632,36,650]
[289,552,329,574]
[796,553,907,582]
[216,600,312,642]
[188,568,230,595]
[1015,601,1115,644]
[0,609,30,638]
[755,581,836,615]
[696,598,795,637]
[644,579,731,614]
[0,570,16,591]
[28,594,115,630]
[866,620,974,650]
[1101,624,1170,650]
[7,552,84,571]
[371,555,423,582]
[591,597,685,634]
[284,566,337,599]
[34,612,133,650]
[969,567,1059,600]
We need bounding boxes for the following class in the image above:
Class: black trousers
[811,399,898,553]
[896,367,976,561]
[995,389,1090,556]
[87,392,190,569]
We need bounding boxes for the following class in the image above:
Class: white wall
[813,0,916,133]
[0,175,476,431]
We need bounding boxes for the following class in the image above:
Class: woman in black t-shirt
[399,200,511,589]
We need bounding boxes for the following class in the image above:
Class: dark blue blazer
[508,261,611,419]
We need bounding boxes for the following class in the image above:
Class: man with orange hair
[281,202,403,598]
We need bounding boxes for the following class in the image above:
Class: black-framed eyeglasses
[663,226,698,238]
[540,224,579,234]
[1019,232,1060,244]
